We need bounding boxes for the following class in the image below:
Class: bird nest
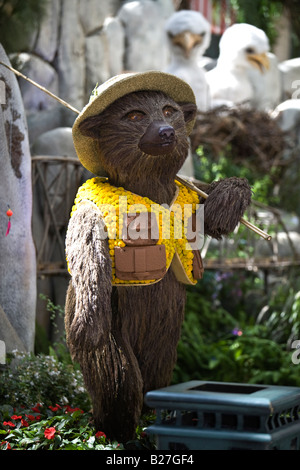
[190,105,286,175]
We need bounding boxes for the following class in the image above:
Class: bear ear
[180,103,197,124]
[79,114,104,139]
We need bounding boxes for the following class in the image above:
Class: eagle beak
[247,52,270,73]
[172,31,203,58]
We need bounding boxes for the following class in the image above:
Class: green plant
[37,293,70,361]
[0,0,48,53]
[257,272,300,345]
[0,351,157,450]
[194,147,280,206]
[0,351,90,411]
[0,403,123,450]
[229,0,283,46]
[173,268,300,388]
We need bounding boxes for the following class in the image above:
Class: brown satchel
[115,244,166,281]
[114,211,204,283]
[115,212,166,281]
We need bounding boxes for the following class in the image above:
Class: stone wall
[12,0,174,144]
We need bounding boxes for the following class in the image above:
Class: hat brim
[72,71,196,176]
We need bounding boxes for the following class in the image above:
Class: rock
[56,0,85,116]
[79,0,122,35]
[31,126,77,157]
[26,106,64,145]
[85,17,125,100]
[103,16,125,77]
[85,35,111,98]
[34,0,60,62]
[0,45,36,352]
[10,53,59,111]
[0,305,26,354]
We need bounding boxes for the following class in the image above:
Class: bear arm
[202,177,252,239]
[65,201,112,350]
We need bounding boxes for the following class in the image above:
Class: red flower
[31,403,42,413]
[64,405,83,414]
[1,441,11,450]
[49,404,61,412]
[25,414,36,422]
[21,419,29,428]
[11,415,22,420]
[3,421,16,428]
[44,427,56,440]
[95,431,106,439]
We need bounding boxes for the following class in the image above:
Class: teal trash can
[145,380,300,450]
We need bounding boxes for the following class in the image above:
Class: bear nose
[159,126,175,141]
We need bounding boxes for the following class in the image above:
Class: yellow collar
[70,177,200,285]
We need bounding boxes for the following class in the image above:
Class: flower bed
[0,402,121,450]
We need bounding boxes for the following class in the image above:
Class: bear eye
[163,106,177,118]
[124,111,146,122]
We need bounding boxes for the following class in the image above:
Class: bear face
[79,90,196,203]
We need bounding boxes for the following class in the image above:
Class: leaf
[87,435,95,448]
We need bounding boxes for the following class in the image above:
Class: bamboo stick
[0,60,80,115]
[0,60,272,242]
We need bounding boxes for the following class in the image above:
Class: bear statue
[64,71,252,443]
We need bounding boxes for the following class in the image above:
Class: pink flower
[95,431,106,439]
[44,427,56,440]
[11,415,22,420]
[21,419,29,427]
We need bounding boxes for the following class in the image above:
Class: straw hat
[72,70,196,175]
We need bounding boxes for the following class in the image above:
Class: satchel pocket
[114,245,166,281]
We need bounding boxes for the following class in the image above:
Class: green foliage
[257,274,300,345]
[229,0,283,46]
[36,293,69,360]
[0,403,123,450]
[0,350,90,411]
[194,146,279,206]
[0,351,156,450]
[0,0,48,53]
[174,268,300,388]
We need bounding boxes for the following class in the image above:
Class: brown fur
[65,90,252,443]
[79,91,191,205]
